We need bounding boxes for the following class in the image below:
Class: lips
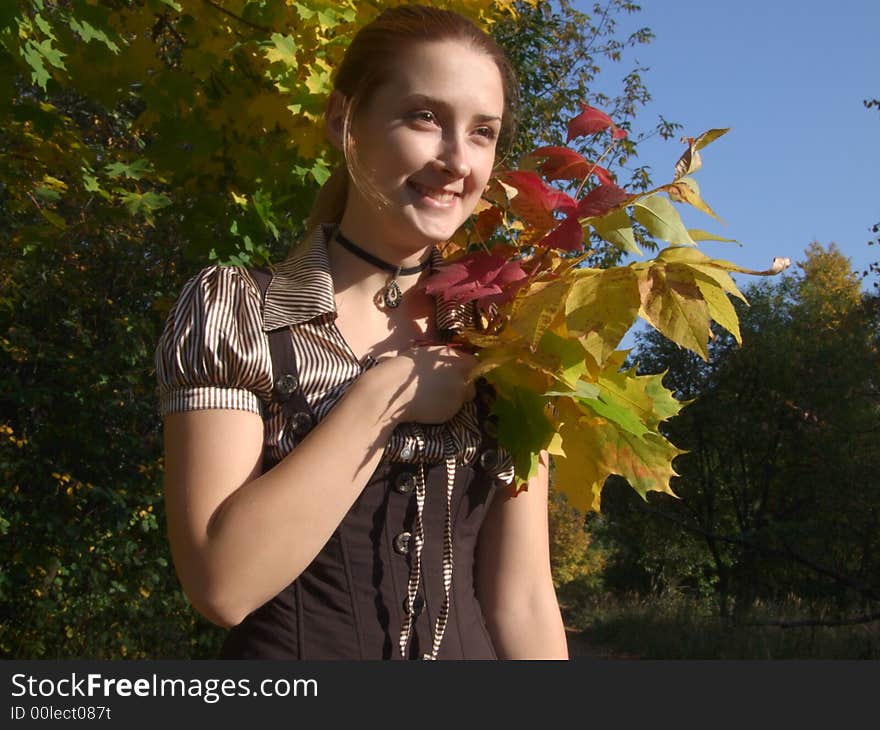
[408,180,461,203]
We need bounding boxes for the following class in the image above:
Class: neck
[328,229,433,302]
[336,204,434,270]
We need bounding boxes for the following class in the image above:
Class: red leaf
[576,184,630,219]
[541,215,584,252]
[593,165,615,186]
[566,104,615,142]
[501,171,577,229]
[423,252,527,305]
[612,126,628,140]
[525,146,592,181]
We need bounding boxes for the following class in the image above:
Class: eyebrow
[404,94,502,124]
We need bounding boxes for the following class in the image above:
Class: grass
[558,584,880,659]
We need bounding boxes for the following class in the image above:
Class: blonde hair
[306,4,519,230]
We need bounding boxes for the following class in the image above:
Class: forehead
[372,39,505,115]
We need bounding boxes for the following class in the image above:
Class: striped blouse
[154,224,514,481]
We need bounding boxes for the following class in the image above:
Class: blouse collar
[261,223,470,333]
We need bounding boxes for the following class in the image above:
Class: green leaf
[538,330,588,388]
[589,207,641,255]
[23,44,51,89]
[633,194,696,246]
[38,208,67,229]
[579,395,649,438]
[545,381,600,399]
[68,19,121,54]
[33,186,61,202]
[265,33,297,67]
[104,159,152,180]
[492,386,554,483]
[34,13,54,38]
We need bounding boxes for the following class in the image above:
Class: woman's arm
[163,347,476,629]
[474,450,569,659]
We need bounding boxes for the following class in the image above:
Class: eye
[410,110,438,125]
[474,126,498,141]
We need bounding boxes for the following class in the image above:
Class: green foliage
[595,243,880,624]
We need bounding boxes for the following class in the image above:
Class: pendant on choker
[384,269,403,309]
[334,230,429,312]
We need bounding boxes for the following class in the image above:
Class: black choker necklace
[334,230,431,309]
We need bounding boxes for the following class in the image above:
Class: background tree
[595,243,880,625]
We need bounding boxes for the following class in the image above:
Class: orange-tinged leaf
[473,203,503,242]
[637,265,712,359]
[666,176,723,223]
[598,427,683,501]
[674,145,701,180]
[565,267,640,368]
[551,398,684,512]
[655,247,748,303]
[674,128,729,180]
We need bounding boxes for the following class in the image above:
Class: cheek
[469,149,497,190]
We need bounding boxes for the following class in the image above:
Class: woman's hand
[370,345,479,424]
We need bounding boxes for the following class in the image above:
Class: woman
[155,4,568,660]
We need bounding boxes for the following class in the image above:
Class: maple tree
[1,0,534,265]
[424,108,791,513]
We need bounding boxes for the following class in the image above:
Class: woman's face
[341,39,505,253]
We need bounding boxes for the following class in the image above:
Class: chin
[401,211,467,244]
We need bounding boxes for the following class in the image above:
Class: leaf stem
[574,136,619,200]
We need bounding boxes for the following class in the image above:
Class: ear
[325,90,349,151]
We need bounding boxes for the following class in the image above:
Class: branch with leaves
[424,104,791,512]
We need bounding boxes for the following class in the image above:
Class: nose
[436,131,471,179]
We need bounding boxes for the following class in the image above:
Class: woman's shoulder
[173,264,264,309]
[155,264,274,416]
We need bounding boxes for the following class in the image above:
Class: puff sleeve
[155,265,274,417]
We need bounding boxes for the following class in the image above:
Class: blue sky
[577,0,880,293]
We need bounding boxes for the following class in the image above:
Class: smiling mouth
[408,181,460,203]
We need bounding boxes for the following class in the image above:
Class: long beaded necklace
[334,229,431,309]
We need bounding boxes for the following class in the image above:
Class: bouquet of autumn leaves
[423,104,790,513]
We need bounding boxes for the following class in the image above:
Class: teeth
[413,182,456,202]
